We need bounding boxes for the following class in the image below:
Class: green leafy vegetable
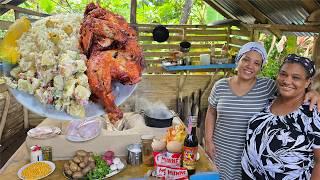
[87,155,111,180]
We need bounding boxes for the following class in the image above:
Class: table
[163,64,236,72]
[0,142,216,179]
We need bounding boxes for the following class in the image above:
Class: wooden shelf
[162,64,236,72]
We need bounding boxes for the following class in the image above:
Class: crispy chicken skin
[80,3,144,122]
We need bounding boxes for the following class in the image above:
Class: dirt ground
[0,130,27,169]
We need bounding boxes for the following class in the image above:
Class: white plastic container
[200,54,210,65]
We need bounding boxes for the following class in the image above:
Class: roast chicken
[80,3,144,122]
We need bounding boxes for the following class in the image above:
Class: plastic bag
[66,117,102,142]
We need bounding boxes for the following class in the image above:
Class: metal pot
[141,110,174,128]
[180,41,191,52]
[152,25,169,43]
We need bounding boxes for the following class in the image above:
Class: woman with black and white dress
[241,54,320,179]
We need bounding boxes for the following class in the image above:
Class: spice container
[30,145,43,162]
[42,146,52,161]
[141,135,154,166]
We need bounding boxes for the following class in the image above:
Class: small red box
[153,151,182,168]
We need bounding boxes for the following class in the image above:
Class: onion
[104,150,115,159]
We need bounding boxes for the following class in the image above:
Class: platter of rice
[3,13,136,120]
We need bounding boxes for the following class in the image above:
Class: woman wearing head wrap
[241,54,320,179]
[204,42,320,180]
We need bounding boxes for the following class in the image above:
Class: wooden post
[0,92,10,142]
[312,35,320,92]
[24,108,29,129]
[130,0,137,24]
[312,35,320,69]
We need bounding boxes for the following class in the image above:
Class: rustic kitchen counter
[0,142,216,179]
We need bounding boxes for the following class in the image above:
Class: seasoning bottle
[42,146,53,161]
[182,102,199,176]
[221,43,228,58]
[30,145,43,162]
[141,134,154,166]
[210,43,216,64]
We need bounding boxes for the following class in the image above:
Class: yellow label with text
[182,146,198,170]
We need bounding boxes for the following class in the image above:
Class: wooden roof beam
[1,0,14,4]
[243,23,320,33]
[233,0,282,37]
[301,0,320,14]
[203,0,237,20]
[0,4,49,17]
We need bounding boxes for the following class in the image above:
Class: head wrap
[284,54,316,78]
[235,42,267,65]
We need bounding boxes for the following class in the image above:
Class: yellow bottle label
[183,146,198,170]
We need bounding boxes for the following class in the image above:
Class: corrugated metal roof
[210,0,319,36]
[214,0,256,24]
[250,0,308,25]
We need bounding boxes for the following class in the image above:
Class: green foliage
[11,0,223,25]
[39,0,56,13]
[206,4,224,23]
[259,34,286,80]
[137,0,184,24]
[260,58,281,80]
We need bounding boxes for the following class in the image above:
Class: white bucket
[200,54,210,65]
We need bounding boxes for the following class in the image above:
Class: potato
[72,171,84,179]
[88,156,95,162]
[88,161,96,169]
[73,156,81,164]
[81,165,92,175]
[65,169,73,176]
[69,162,79,172]
[63,162,70,171]
[79,162,87,168]
[76,150,88,157]
[83,156,89,164]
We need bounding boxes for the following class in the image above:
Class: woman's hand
[304,90,320,111]
[205,140,216,160]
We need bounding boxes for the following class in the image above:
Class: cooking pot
[141,110,174,128]
[152,25,169,43]
[180,41,191,52]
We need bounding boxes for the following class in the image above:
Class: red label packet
[153,151,182,168]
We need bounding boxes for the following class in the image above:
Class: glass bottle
[221,43,228,58]
[141,134,154,166]
[210,43,216,64]
[182,104,199,176]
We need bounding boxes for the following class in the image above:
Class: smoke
[135,98,172,119]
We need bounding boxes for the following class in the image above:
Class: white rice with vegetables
[5,14,91,118]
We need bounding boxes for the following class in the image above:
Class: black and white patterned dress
[241,102,320,180]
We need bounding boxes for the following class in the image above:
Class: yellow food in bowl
[21,162,52,179]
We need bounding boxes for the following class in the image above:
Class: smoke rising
[135,98,172,119]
